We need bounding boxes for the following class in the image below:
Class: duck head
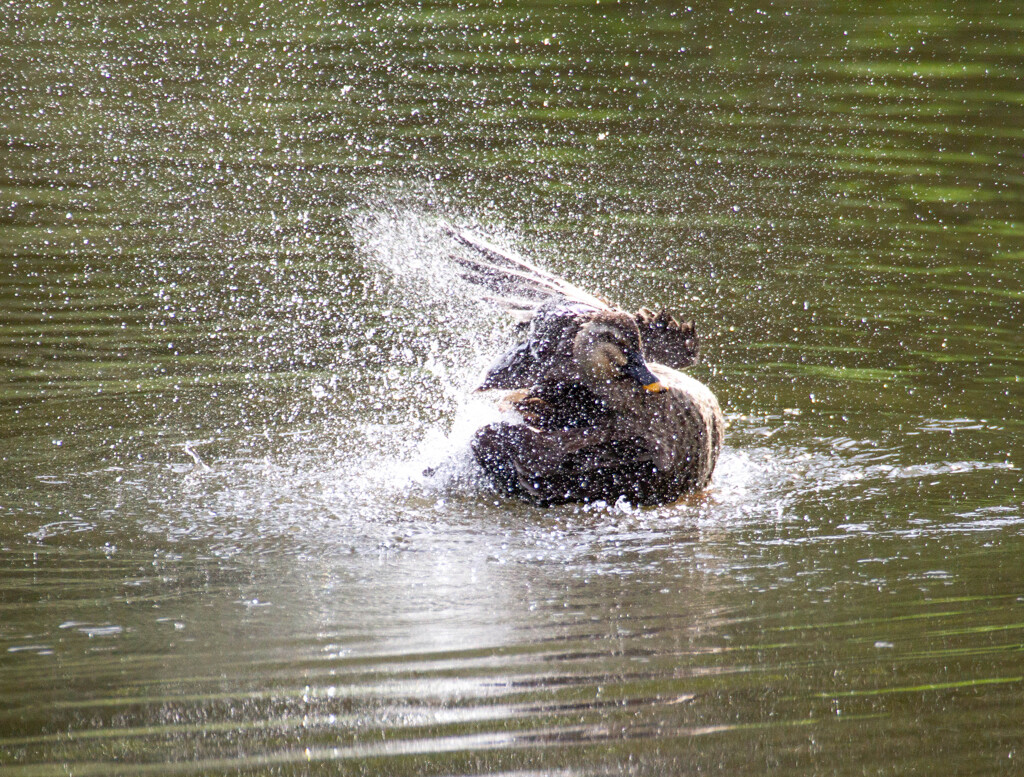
[573,313,666,395]
[477,305,666,395]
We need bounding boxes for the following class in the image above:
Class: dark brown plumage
[442,224,724,506]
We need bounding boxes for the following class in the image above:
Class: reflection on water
[2,0,1023,774]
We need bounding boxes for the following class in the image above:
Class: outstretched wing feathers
[634,307,701,368]
[448,251,561,304]
[443,222,701,370]
[442,222,610,312]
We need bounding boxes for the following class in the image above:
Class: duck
[441,224,724,507]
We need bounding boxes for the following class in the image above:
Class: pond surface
[2,1,1022,774]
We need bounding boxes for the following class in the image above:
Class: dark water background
[2,1,1022,774]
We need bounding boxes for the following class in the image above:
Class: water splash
[28,199,1015,565]
[348,206,522,483]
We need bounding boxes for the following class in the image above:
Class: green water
[2,1,1022,774]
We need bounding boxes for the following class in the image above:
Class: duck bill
[621,351,666,393]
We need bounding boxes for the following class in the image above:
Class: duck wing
[445,223,702,371]
[477,303,596,390]
[634,307,701,368]
[441,223,611,319]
